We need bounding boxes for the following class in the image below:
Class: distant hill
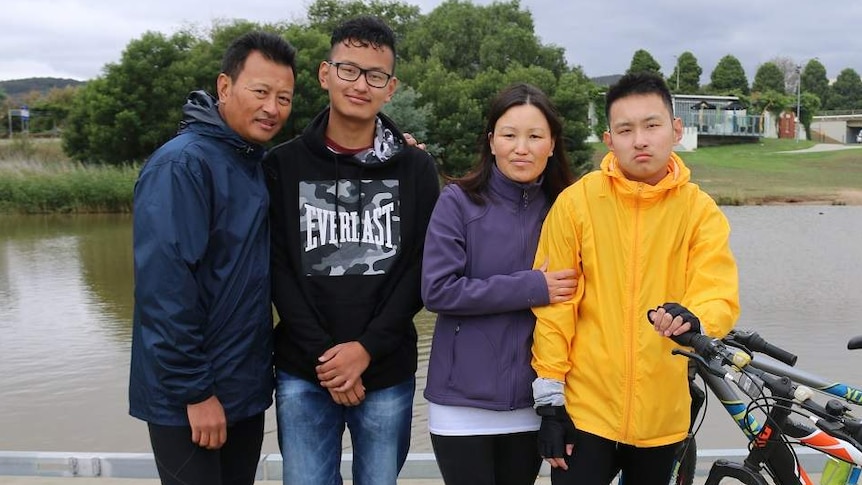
[0,77,85,99]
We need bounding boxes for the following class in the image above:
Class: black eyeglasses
[326,61,393,88]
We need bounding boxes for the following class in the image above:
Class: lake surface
[1,206,861,453]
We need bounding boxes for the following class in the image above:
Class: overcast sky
[3,0,862,85]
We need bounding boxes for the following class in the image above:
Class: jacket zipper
[511,189,530,409]
[621,183,643,441]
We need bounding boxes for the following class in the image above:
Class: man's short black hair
[221,31,297,81]
[330,16,397,68]
[605,71,675,124]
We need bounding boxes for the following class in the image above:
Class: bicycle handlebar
[668,329,862,452]
[725,329,798,366]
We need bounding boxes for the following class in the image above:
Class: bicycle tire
[671,437,697,485]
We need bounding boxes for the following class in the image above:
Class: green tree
[306,0,421,35]
[798,91,821,139]
[382,85,432,143]
[58,1,593,176]
[398,0,588,176]
[801,59,829,110]
[28,86,80,133]
[827,68,862,111]
[750,89,790,118]
[400,0,565,79]
[710,55,749,94]
[62,21,299,164]
[64,30,199,163]
[627,49,661,75]
[551,69,594,175]
[274,23,332,141]
[752,62,785,94]
[668,51,702,93]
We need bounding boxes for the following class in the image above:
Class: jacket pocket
[446,322,498,401]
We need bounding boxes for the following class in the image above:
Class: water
[0,206,861,453]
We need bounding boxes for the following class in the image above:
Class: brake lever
[721,336,754,358]
[671,348,723,377]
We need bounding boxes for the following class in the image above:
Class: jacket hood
[600,151,691,200]
[300,107,407,167]
[178,90,265,159]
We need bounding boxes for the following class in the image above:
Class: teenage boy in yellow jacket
[530,71,740,485]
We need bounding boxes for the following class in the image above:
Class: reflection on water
[0,206,861,453]
[0,214,133,451]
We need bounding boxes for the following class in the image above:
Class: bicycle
[669,329,862,484]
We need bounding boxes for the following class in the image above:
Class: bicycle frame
[747,354,862,406]
[698,356,862,484]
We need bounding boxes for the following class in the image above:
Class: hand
[403,132,427,152]
[536,405,577,470]
[327,377,366,406]
[316,342,371,393]
[539,258,578,304]
[648,302,701,337]
[187,395,227,449]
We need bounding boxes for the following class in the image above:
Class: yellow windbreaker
[531,152,740,447]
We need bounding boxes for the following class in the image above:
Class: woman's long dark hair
[450,83,575,204]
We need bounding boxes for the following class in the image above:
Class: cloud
[1,0,861,84]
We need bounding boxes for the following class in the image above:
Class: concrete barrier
[0,449,831,480]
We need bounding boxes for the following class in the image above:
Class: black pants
[431,431,542,485]
[148,412,265,485]
[551,429,680,485]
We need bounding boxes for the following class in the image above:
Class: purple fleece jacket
[421,166,551,411]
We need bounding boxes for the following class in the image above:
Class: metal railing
[679,112,764,136]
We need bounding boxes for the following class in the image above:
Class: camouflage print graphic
[299,179,401,276]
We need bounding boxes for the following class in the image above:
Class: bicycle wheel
[671,437,697,485]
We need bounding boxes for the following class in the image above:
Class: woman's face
[489,103,555,184]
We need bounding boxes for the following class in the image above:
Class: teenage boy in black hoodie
[263,16,439,485]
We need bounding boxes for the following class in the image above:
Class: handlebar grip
[734,331,798,366]
[848,335,862,350]
[753,335,798,366]
[670,331,713,355]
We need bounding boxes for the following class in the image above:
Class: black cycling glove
[648,302,701,333]
[536,405,577,459]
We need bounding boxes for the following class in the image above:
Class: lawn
[589,138,862,205]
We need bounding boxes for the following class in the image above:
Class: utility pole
[795,64,802,142]
[674,55,680,91]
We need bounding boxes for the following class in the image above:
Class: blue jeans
[275,370,414,485]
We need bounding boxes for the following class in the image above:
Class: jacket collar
[487,164,544,205]
[179,90,266,162]
[600,151,691,200]
[301,107,407,167]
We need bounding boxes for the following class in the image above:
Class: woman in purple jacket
[421,83,578,485]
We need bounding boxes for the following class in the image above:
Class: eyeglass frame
[325,60,393,88]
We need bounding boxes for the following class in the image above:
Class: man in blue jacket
[129,31,296,485]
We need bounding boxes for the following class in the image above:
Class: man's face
[319,40,397,123]
[217,50,295,145]
[603,93,682,186]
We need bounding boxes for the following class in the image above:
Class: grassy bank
[2,138,862,213]
[0,138,137,213]
[591,138,862,205]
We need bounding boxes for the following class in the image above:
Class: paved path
[778,142,862,153]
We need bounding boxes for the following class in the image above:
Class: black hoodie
[263,108,440,390]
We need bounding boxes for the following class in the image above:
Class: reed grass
[0,138,137,213]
